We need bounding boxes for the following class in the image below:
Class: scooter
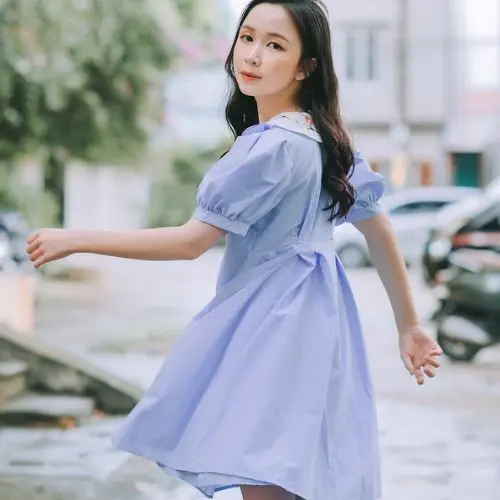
[432,249,500,362]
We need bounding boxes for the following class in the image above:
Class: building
[328,0,453,188]
[445,0,500,186]
[160,0,499,187]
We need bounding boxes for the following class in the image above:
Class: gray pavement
[1,248,500,499]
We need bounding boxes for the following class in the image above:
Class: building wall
[330,0,398,125]
[405,0,450,124]
[64,163,150,231]
[328,0,452,185]
[61,163,151,271]
[444,0,500,185]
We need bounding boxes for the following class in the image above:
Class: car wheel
[337,244,369,268]
[437,330,481,362]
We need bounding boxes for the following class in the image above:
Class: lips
[241,71,261,80]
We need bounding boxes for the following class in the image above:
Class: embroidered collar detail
[268,111,322,143]
[241,111,322,143]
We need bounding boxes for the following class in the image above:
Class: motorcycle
[432,248,500,362]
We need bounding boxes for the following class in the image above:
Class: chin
[237,81,259,97]
[238,87,258,97]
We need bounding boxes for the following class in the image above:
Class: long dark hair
[224,0,355,220]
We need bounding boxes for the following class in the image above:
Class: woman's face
[233,3,306,98]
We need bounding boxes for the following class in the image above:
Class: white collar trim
[267,112,322,143]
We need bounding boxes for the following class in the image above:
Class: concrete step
[0,327,142,415]
[0,393,95,428]
[0,360,28,405]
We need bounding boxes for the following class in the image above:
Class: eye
[268,42,284,51]
[240,34,253,43]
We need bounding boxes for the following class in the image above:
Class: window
[345,27,381,81]
[389,201,450,216]
[465,204,500,232]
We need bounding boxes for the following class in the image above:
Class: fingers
[401,353,415,375]
[26,232,39,245]
[33,257,47,269]
[423,363,436,378]
[430,345,443,356]
[403,352,440,385]
[420,345,442,381]
[30,248,45,263]
[405,350,426,384]
[416,353,441,384]
[26,232,46,268]
[424,355,440,368]
[26,239,41,255]
[402,353,426,385]
[413,366,425,385]
[400,329,443,385]
[32,250,48,269]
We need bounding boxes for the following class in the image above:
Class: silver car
[333,186,480,268]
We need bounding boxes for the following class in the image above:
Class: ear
[296,58,318,81]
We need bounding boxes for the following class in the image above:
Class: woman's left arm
[354,213,443,385]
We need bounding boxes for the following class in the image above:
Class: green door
[453,152,480,187]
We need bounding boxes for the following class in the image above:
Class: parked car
[0,210,30,270]
[0,230,11,270]
[333,186,480,268]
[422,179,500,286]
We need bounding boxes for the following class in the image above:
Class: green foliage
[0,167,59,227]
[0,0,186,164]
[174,0,199,28]
[148,135,233,228]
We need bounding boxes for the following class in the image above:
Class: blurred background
[0,1,499,499]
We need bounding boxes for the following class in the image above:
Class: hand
[399,325,443,385]
[26,229,76,268]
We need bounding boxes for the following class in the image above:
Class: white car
[333,186,480,268]
[0,230,11,270]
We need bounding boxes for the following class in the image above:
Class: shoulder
[203,126,292,185]
[216,125,293,172]
[239,123,293,151]
[349,150,385,195]
[239,122,320,161]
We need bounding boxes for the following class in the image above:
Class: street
[2,248,500,499]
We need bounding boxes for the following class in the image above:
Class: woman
[26,1,442,499]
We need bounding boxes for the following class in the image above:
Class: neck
[255,93,302,123]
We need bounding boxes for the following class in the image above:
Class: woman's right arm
[26,219,225,268]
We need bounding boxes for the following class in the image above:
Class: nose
[245,46,261,66]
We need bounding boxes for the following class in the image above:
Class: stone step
[0,393,95,428]
[0,360,28,405]
[0,327,142,415]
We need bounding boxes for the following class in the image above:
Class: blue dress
[112,112,386,500]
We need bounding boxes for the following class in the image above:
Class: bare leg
[240,485,296,500]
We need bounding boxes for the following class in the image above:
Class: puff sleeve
[335,152,386,225]
[193,127,292,237]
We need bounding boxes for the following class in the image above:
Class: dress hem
[113,438,304,499]
[113,437,382,500]
[158,462,274,499]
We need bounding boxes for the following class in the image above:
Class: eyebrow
[240,24,291,44]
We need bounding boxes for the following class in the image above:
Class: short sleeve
[336,152,385,225]
[193,127,292,236]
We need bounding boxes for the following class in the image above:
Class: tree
[0,0,181,163]
[0,0,195,223]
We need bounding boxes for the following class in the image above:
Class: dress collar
[268,111,322,143]
[241,111,322,143]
